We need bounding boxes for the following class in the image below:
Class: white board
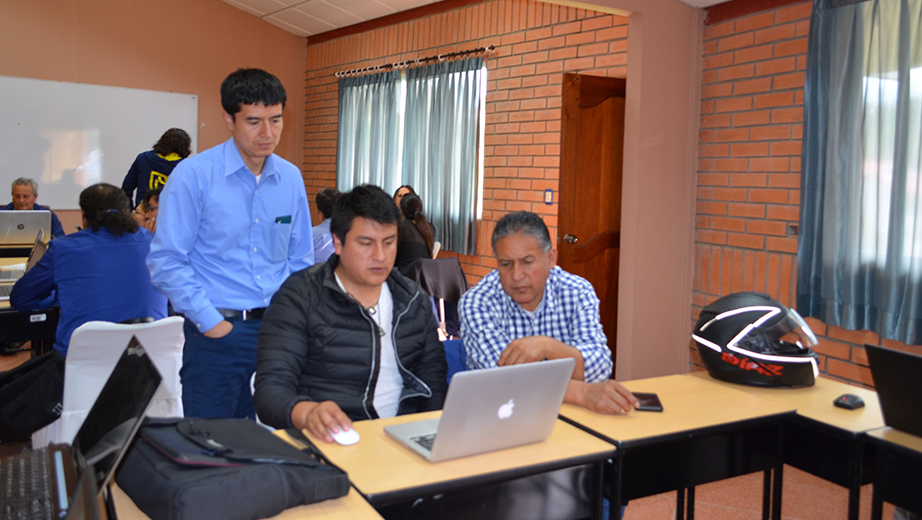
[0,76,198,209]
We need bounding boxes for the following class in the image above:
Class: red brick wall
[301,0,627,282]
[693,1,921,388]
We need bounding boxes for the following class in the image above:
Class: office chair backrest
[409,257,469,339]
[32,316,184,449]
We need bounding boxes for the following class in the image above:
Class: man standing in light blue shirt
[311,187,339,264]
[148,68,313,419]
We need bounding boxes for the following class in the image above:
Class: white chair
[249,372,273,430]
[31,316,185,449]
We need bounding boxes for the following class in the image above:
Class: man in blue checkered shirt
[459,211,638,414]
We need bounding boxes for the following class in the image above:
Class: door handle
[563,234,579,244]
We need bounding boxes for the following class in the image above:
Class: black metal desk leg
[871,445,884,520]
[772,463,783,520]
[762,469,772,520]
[591,461,604,520]
[676,487,685,520]
[847,438,862,520]
[611,455,623,520]
[687,486,695,520]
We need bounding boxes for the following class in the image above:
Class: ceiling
[221,0,726,38]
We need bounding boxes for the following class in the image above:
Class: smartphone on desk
[633,392,664,412]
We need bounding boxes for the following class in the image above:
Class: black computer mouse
[834,393,865,410]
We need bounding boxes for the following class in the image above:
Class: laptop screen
[25,229,47,272]
[72,337,162,490]
[0,210,52,245]
[865,343,922,438]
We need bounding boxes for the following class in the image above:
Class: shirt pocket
[270,221,292,262]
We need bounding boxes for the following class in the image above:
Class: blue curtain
[336,70,402,192]
[799,0,922,344]
[403,58,483,255]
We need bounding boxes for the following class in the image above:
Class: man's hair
[143,186,163,207]
[152,128,192,158]
[221,68,287,117]
[315,188,341,220]
[330,185,400,243]
[79,183,139,236]
[11,177,38,196]
[492,211,552,252]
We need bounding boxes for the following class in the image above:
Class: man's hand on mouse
[292,400,354,443]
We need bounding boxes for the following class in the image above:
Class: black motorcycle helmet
[692,292,819,387]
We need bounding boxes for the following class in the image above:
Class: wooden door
[558,74,625,374]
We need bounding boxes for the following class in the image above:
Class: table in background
[300,411,616,520]
[690,371,884,520]
[560,374,795,520]
[868,427,922,520]
[0,256,57,357]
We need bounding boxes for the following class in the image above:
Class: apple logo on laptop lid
[498,399,515,420]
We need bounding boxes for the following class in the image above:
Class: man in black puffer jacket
[254,185,447,443]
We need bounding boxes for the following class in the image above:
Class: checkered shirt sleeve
[459,267,613,382]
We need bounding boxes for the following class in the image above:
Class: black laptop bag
[0,350,64,442]
[116,418,349,520]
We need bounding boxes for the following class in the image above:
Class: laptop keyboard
[411,433,437,451]
[0,450,55,520]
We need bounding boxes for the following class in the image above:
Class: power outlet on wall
[544,189,553,205]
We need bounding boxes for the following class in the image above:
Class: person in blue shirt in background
[11,183,167,356]
[147,68,314,419]
[122,127,192,208]
[311,187,339,264]
[2,178,65,238]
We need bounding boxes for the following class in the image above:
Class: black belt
[216,307,267,321]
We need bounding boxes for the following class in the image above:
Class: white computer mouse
[328,427,360,446]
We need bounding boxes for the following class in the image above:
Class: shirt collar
[222,138,279,180]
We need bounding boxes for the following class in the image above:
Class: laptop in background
[865,343,922,438]
[385,357,575,462]
[0,337,162,519]
[0,210,51,245]
[0,230,46,300]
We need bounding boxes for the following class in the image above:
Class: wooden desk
[690,372,884,520]
[0,257,26,268]
[0,255,58,356]
[301,411,616,520]
[560,374,796,520]
[111,484,383,520]
[868,427,922,520]
[0,306,57,356]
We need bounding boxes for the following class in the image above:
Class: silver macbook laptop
[385,357,575,462]
[865,343,922,438]
[0,209,51,245]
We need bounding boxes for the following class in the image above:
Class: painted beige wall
[1,0,307,230]
[559,0,703,380]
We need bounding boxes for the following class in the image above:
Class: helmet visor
[769,308,817,349]
[733,307,818,355]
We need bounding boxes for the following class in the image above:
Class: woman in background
[122,128,191,207]
[395,193,435,276]
[393,185,416,209]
